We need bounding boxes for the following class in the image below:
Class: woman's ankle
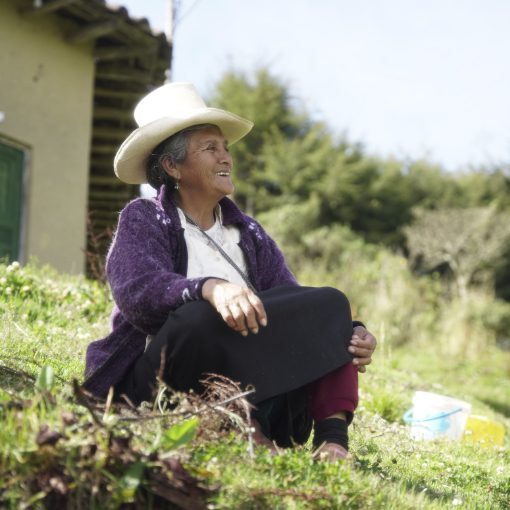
[313,416,349,451]
[325,411,347,421]
[313,442,349,462]
[251,418,278,453]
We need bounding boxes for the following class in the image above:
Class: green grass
[1,261,509,509]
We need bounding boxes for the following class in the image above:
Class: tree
[209,67,510,303]
[209,68,307,214]
[404,206,510,299]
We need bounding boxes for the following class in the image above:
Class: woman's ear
[162,156,180,180]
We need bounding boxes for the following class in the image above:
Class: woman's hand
[348,325,377,373]
[202,279,267,336]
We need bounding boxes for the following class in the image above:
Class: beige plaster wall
[0,0,95,274]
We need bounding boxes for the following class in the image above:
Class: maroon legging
[308,362,359,424]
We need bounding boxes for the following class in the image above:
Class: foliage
[211,68,510,293]
[0,260,110,326]
[3,67,510,507]
[0,260,111,384]
[404,206,510,299]
[1,262,509,509]
[259,205,510,355]
[0,372,212,510]
[456,168,510,210]
[210,68,308,214]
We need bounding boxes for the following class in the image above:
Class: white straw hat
[114,82,254,184]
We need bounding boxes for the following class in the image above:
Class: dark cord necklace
[182,210,256,292]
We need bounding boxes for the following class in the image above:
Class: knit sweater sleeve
[105,199,209,334]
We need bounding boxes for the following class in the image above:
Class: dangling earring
[174,180,180,191]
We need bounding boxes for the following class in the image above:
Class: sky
[111,0,510,171]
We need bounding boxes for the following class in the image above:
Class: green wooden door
[0,143,24,262]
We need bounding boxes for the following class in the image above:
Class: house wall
[0,0,95,274]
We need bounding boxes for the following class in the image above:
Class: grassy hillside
[0,261,509,509]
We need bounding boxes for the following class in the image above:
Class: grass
[0,261,509,509]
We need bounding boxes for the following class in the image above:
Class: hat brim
[114,107,253,184]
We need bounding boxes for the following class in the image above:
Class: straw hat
[114,82,254,184]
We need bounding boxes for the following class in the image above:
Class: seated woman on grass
[83,83,377,461]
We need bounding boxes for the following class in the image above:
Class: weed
[0,261,509,509]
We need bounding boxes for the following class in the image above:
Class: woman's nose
[219,147,232,164]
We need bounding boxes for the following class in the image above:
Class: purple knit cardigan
[83,185,298,397]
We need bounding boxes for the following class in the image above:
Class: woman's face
[167,126,234,202]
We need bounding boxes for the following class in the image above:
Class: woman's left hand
[348,325,377,373]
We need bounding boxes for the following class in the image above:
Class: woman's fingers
[349,327,377,372]
[348,346,373,358]
[217,304,238,331]
[350,332,377,353]
[219,296,258,336]
[348,338,374,357]
[352,355,372,366]
[229,301,249,336]
[238,296,260,334]
[247,293,267,327]
[352,327,377,351]
[203,280,267,336]
[231,292,266,335]
[352,352,372,374]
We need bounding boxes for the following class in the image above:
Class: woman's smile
[172,126,235,201]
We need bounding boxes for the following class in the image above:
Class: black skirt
[116,285,354,446]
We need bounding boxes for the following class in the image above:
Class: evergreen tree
[209,67,510,299]
[209,68,307,214]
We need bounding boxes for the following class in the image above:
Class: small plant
[1,262,509,509]
[84,212,113,283]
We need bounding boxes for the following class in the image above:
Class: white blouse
[177,206,249,288]
[146,205,249,351]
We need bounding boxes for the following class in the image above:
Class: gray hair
[146,123,218,191]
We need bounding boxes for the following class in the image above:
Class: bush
[259,211,510,359]
[0,261,111,385]
[0,260,110,326]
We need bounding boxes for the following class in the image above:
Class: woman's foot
[312,416,349,462]
[251,419,278,454]
[313,442,349,462]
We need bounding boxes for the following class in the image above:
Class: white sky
[113,0,510,171]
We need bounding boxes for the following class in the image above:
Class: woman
[84,83,376,461]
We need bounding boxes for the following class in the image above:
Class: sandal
[312,442,350,462]
[252,419,279,455]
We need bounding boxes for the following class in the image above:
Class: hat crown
[134,82,207,127]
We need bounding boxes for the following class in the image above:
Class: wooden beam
[95,65,153,83]
[89,175,122,185]
[94,45,156,61]
[88,201,131,210]
[92,127,132,140]
[88,203,127,212]
[88,199,126,207]
[89,190,136,200]
[21,0,79,16]
[94,107,134,122]
[91,157,115,168]
[94,87,145,101]
[88,209,119,216]
[67,19,120,44]
[88,208,123,215]
[89,182,132,192]
[86,217,120,228]
[88,225,118,234]
[91,145,118,156]
[90,202,134,212]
